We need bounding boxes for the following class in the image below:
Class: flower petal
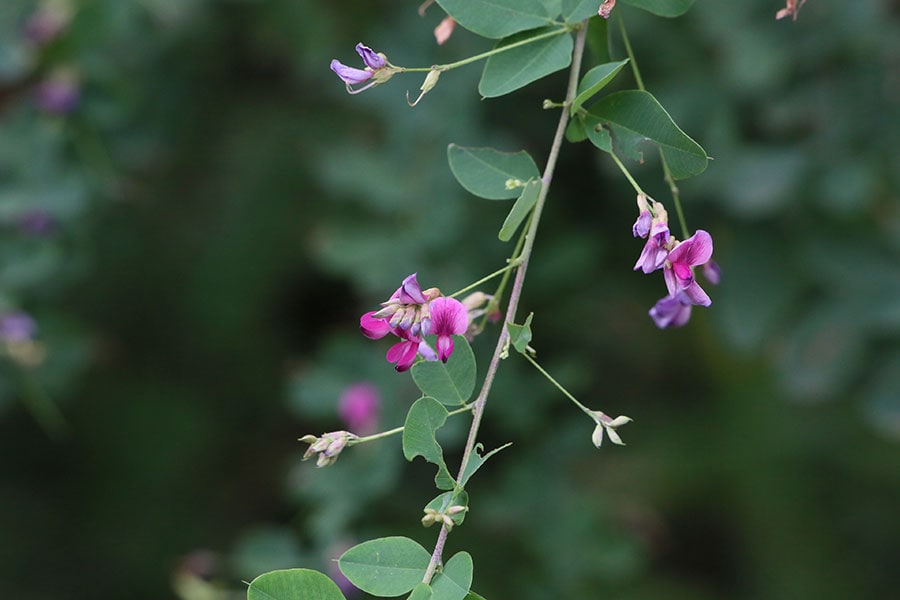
[397,273,427,304]
[360,311,393,339]
[429,297,469,336]
[649,295,692,328]
[682,281,712,307]
[667,230,713,267]
[355,43,386,70]
[330,60,372,85]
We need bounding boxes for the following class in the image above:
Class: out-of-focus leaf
[620,0,696,17]
[339,537,431,597]
[409,583,434,600]
[562,0,602,22]
[435,0,556,39]
[246,569,346,600]
[479,28,573,98]
[448,145,541,200]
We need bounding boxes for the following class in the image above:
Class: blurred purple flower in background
[0,312,37,343]
[35,70,80,114]
[338,383,381,435]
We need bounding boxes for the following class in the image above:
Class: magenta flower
[338,383,380,434]
[330,43,391,93]
[663,230,713,307]
[361,273,468,370]
[428,297,469,362]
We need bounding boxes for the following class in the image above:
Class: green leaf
[459,442,513,487]
[571,59,630,113]
[498,179,541,242]
[447,145,541,200]
[425,491,470,527]
[434,0,555,39]
[588,90,707,179]
[506,313,533,354]
[565,115,588,143]
[403,397,456,490]
[408,583,434,600]
[562,0,601,22]
[246,569,346,600]
[583,113,612,152]
[479,28,573,98]
[411,336,476,405]
[430,552,474,600]
[339,537,431,597]
[620,0,696,17]
[464,594,488,600]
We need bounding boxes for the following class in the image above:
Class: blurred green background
[1,1,899,599]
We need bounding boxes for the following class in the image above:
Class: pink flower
[338,383,380,434]
[663,230,713,307]
[428,297,469,362]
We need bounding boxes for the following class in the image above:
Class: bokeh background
[2,1,899,599]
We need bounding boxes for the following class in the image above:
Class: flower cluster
[330,43,396,94]
[631,194,718,328]
[299,431,358,468]
[360,273,469,372]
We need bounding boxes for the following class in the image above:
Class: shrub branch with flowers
[247,1,735,598]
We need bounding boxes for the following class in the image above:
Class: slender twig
[421,21,591,584]
[353,404,472,444]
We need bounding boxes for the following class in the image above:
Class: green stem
[617,12,690,239]
[522,353,592,417]
[352,404,472,445]
[608,150,646,196]
[422,20,591,586]
[448,260,522,300]
[400,26,571,73]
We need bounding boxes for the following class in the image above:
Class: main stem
[421,22,590,584]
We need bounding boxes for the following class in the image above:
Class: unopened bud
[441,514,455,530]
[591,423,605,448]
[446,505,468,515]
[407,69,441,107]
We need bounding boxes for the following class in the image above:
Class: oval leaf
[571,59,629,113]
[409,583,434,600]
[403,397,456,490]
[430,552,474,600]
[448,145,540,200]
[339,537,431,597]
[434,0,555,39]
[411,335,476,405]
[588,90,707,179]
[247,569,346,600]
[479,28,573,98]
[499,180,541,241]
[620,0,696,17]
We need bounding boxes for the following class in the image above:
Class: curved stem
[422,21,591,585]
[448,260,522,300]
[352,404,472,445]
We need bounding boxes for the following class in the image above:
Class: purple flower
[634,219,670,274]
[330,43,391,93]
[0,312,37,343]
[428,297,469,362]
[330,60,373,85]
[394,272,426,305]
[338,383,380,434]
[702,260,722,285]
[649,292,693,329]
[664,230,713,307]
[632,210,651,238]
[35,71,79,114]
[16,209,57,236]
[22,3,71,46]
